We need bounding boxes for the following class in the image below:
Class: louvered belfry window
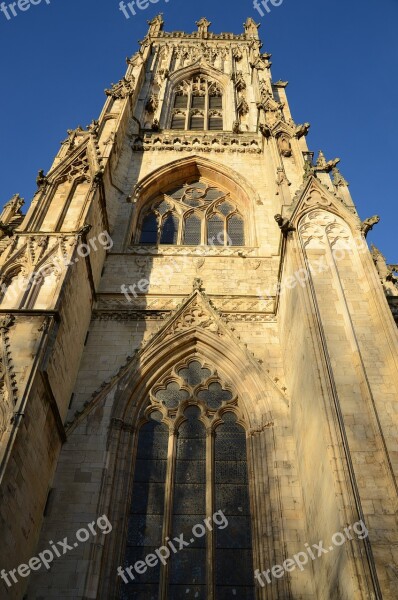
[121,360,255,599]
[170,76,224,131]
[137,180,245,247]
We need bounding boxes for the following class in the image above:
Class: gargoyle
[36,169,48,189]
[259,123,271,138]
[275,214,295,235]
[0,221,14,239]
[361,215,380,237]
[77,224,92,237]
[151,119,160,132]
[295,123,311,139]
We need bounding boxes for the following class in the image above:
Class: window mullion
[205,82,209,131]
[186,88,192,130]
[159,427,177,600]
[206,428,215,600]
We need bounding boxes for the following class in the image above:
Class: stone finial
[4,193,24,212]
[372,245,398,291]
[361,215,380,238]
[196,17,211,37]
[303,161,315,180]
[244,17,260,39]
[316,151,327,168]
[193,278,204,291]
[147,14,164,36]
[332,167,349,187]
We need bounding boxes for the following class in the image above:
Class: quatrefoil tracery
[149,359,236,423]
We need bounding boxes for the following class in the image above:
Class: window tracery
[171,76,224,131]
[137,180,245,247]
[122,358,255,599]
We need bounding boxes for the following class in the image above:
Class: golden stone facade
[0,14,398,600]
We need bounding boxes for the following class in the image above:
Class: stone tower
[0,14,398,600]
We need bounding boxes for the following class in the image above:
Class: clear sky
[0,0,397,261]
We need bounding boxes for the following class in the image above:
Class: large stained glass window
[120,360,255,599]
[137,180,245,247]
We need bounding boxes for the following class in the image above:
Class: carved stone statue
[232,120,241,134]
[361,215,380,237]
[277,135,292,157]
[36,170,48,190]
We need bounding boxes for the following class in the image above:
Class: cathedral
[0,14,398,600]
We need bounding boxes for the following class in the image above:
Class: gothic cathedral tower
[1,15,398,600]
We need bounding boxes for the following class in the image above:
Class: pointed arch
[85,316,282,598]
[129,155,260,247]
[160,62,233,131]
[290,176,361,235]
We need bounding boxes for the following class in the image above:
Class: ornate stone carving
[145,94,159,113]
[277,134,292,157]
[196,17,211,37]
[232,47,243,61]
[232,71,246,91]
[0,315,17,442]
[237,97,249,116]
[371,245,398,295]
[105,75,136,100]
[132,132,262,154]
[244,17,260,38]
[316,151,340,172]
[276,167,291,187]
[58,151,91,183]
[332,167,349,187]
[3,194,24,218]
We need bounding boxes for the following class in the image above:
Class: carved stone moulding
[93,311,169,322]
[132,133,263,154]
[96,295,275,315]
[125,245,257,257]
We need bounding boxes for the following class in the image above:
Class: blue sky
[0,0,397,261]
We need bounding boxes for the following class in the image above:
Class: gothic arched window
[121,360,255,599]
[170,77,224,131]
[136,181,245,247]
